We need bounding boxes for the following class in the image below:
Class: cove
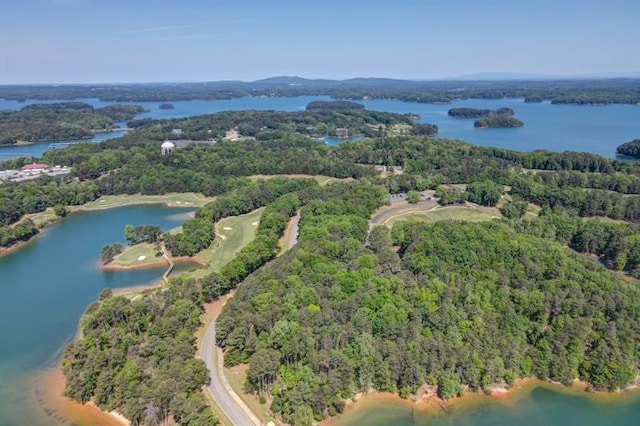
[0,204,195,425]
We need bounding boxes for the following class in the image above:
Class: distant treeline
[306,100,365,111]
[0,102,144,145]
[448,107,514,118]
[0,78,638,104]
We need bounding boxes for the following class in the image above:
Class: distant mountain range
[248,73,640,86]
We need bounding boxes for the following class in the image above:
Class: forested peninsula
[0,102,144,145]
[617,139,640,159]
[1,106,640,425]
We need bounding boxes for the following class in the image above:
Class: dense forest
[448,107,514,118]
[617,139,640,159]
[3,132,640,251]
[0,78,638,104]
[217,210,640,424]
[0,102,144,145]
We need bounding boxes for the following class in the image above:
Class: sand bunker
[251,221,259,226]
[137,255,147,261]
[222,226,233,231]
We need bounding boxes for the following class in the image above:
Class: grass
[188,208,264,279]
[28,208,59,228]
[111,243,162,267]
[384,205,501,227]
[83,192,214,210]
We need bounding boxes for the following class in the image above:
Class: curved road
[201,201,425,425]
[200,212,303,426]
[370,200,437,227]
[200,307,261,426]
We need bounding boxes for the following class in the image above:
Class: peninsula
[617,139,640,159]
[0,102,145,145]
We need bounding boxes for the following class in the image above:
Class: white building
[161,140,176,155]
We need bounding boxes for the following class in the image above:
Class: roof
[21,163,50,170]
[161,141,176,148]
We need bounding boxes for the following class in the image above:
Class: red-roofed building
[21,163,50,173]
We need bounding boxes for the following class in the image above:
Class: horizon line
[2,71,640,86]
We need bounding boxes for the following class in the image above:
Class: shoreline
[30,365,129,426]
[322,378,640,425]
[100,255,204,272]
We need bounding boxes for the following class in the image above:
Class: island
[306,100,365,111]
[448,107,515,118]
[159,103,175,110]
[474,117,524,128]
[616,139,640,158]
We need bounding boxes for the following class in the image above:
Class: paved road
[199,211,303,426]
[200,311,260,426]
[370,200,437,227]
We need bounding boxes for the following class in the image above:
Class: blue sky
[0,0,639,83]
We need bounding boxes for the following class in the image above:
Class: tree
[124,224,136,245]
[466,181,502,207]
[101,243,124,264]
[53,204,69,217]
[501,200,528,219]
[407,190,421,204]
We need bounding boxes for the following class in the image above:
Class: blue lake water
[0,205,195,425]
[1,96,638,160]
[331,386,640,426]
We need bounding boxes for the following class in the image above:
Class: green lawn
[29,208,59,228]
[384,205,501,227]
[188,208,264,279]
[112,243,162,267]
[83,192,214,210]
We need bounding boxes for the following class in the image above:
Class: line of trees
[1,79,638,104]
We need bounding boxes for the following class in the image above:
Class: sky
[0,0,639,84]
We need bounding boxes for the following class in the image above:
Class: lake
[0,204,195,425]
[329,384,640,426]
[1,96,638,160]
